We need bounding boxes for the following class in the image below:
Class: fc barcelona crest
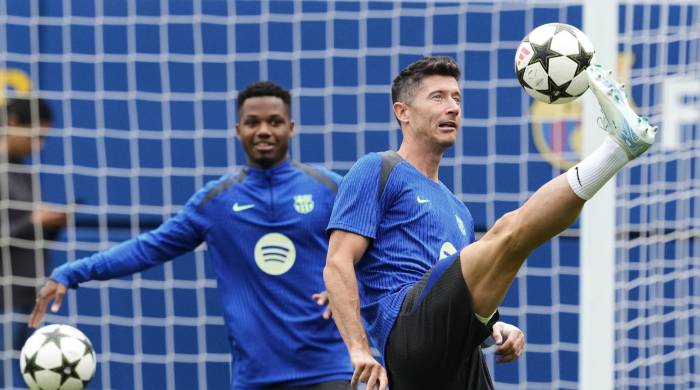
[531,100,583,170]
[293,194,314,214]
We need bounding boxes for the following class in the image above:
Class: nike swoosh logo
[416,196,430,204]
[232,203,255,212]
[575,166,582,186]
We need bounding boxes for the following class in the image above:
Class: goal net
[1,1,697,389]
[615,3,700,389]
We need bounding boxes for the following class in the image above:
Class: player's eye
[453,95,462,104]
[431,94,443,102]
[244,119,259,127]
[269,118,282,126]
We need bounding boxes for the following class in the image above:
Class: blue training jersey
[327,151,475,358]
[51,160,352,389]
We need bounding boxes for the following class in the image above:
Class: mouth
[253,141,276,152]
[437,120,458,132]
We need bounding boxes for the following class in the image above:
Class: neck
[247,157,290,170]
[397,139,443,181]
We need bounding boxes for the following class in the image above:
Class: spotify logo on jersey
[254,233,297,275]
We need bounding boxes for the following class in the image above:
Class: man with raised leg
[323,57,656,390]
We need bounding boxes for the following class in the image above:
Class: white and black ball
[515,23,596,104]
[20,324,97,390]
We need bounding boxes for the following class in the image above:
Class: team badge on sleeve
[293,194,314,214]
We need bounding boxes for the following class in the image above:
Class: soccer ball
[515,23,596,104]
[20,324,96,390]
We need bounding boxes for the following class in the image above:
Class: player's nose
[446,98,460,115]
[256,122,273,136]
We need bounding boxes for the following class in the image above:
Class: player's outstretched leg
[460,65,657,317]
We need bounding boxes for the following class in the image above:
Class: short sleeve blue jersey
[50,160,352,389]
[327,152,475,357]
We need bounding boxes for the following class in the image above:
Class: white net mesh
[3,1,697,389]
[615,2,700,389]
[0,1,586,388]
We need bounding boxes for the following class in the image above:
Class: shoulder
[354,152,383,168]
[339,151,405,188]
[291,162,342,193]
[334,151,407,202]
[195,169,248,210]
[354,151,404,196]
[375,150,404,188]
[343,152,391,179]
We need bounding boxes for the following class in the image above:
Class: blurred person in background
[0,97,66,352]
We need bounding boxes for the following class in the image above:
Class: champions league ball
[20,324,97,390]
[515,23,596,104]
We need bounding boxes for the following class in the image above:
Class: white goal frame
[580,0,618,389]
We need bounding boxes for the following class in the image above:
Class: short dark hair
[1,97,53,126]
[237,81,292,117]
[391,56,461,104]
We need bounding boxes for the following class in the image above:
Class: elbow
[323,254,341,288]
[324,249,354,291]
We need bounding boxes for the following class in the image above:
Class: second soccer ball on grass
[20,324,96,390]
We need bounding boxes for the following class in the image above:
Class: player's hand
[491,321,525,363]
[312,291,332,320]
[349,348,388,390]
[32,205,67,230]
[29,280,68,328]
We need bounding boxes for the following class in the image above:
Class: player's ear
[393,101,409,125]
[288,120,296,137]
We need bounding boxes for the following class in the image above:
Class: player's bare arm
[324,229,388,390]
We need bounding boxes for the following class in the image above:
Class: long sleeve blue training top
[50,160,352,389]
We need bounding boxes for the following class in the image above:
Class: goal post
[580,1,617,389]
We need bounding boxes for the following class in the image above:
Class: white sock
[566,137,629,200]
